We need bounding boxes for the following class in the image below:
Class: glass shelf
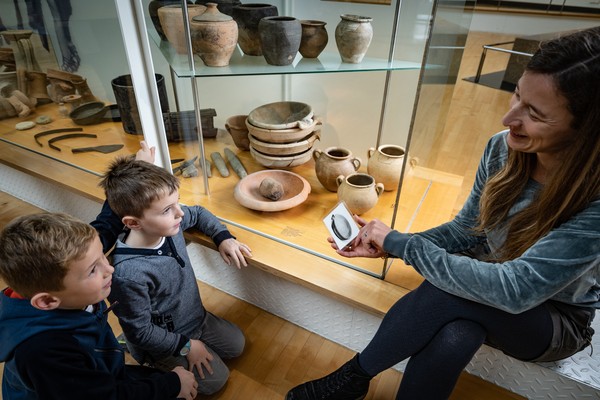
[150,31,423,78]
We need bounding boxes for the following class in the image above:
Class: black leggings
[358,280,554,399]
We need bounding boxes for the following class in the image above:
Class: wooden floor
[0,190,524,399]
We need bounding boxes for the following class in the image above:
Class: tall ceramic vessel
[258,16,301,66]
[313,147,361,192]
[190,3,238,67]
[158,4,207,54]
[149,0,191,41]
[336,173,384,215]
[367,144,405,191]
[232,4,279,56]
[299,20,328,58]
[335,14,373,63]
[195,0,241,15]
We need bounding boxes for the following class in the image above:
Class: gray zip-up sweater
[108,205,233,364]
[384,130,600,314]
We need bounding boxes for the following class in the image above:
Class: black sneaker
[285,355,371,400]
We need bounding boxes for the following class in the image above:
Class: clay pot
[249,131,319,156]
[232,4,279,56]
[367,144,405,191]
[299,20,328,58]
[149,0,192,40]
[250,146,313,169]
[111,74,170,135]
[158,4,207,54]
[313,147,361,192]
[190,3,238,67]
[195,0,241,16]
[246,118,321,143]
[226,114,250,150]
[335,14,373,64]
[258,16,302,66]
[336,173,384,215]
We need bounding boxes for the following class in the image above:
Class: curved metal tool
[47,133,98,151]
[71,144,124,154]
[34,127,83,146]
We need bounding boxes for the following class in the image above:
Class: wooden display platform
[0,101,463,313]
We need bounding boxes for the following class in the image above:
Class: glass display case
[0,0,473,287]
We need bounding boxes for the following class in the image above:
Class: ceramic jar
[158,4,207,54]
[190,3,238,67]
[149,0,191,40]
[226,114,250,150]
[336,173,384,215]
[313,147,361,192]
[367,144,405,191]
[195,0,241,15]
[299,20,328,58]
[335,14,373,63]
[258,16,302,66]
[232,4,279,56]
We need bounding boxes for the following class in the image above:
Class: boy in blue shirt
[0,212,198,400]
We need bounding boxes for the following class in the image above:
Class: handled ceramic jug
[367,144,405,191]
[313,147,361,192]
[336,173,384,215]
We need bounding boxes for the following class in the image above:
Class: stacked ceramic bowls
[246,101,321,168]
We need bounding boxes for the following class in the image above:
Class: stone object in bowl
[246,118,321,144]
[250,146,313,168]
[247,101,313,130]
[249,131,320,156]
[234,169,311,212]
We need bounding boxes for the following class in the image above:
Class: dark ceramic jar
[258,16,301,66]
[231,3,278,56]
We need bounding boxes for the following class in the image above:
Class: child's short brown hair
[99,157,180,218]
[0,212,98,298]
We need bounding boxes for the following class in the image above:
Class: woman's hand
[187,339,214,379]
[218,238,252,268]
[328,216,392,258]
[172,366,197,400]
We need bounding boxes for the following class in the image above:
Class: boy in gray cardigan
[99,156,252,395]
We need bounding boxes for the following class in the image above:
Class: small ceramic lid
[192,3,232,22]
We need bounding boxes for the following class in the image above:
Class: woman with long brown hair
[286,26,600,400]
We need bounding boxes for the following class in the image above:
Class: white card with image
[323,201,360,250]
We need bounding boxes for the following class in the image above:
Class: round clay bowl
[69,102,112,125]
[250,146,313,168]
[246,118,321,143]
[247,101,314,130]
[234,169,311,212]
[249,131,320,156]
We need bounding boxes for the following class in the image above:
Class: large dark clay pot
[232,3,278,56]
[258,16,301,66]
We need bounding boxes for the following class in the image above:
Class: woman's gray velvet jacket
[384,130,600,314]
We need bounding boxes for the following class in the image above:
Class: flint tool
[71,144,124,154]
[172,156,198,174]
[224,148,248,179]
[210,152,229,177]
